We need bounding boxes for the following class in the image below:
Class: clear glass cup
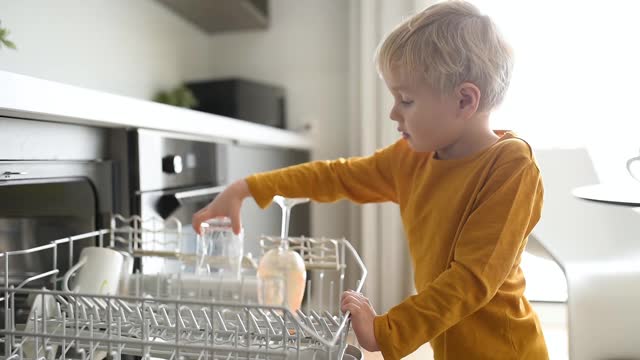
[198,217,244,278]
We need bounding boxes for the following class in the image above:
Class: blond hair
[376,1,513,111]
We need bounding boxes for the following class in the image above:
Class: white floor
[361,302,569,359]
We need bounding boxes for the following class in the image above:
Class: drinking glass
[257,196,309,312]
[199,217,244,278]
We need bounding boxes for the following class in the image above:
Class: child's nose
[389,106,401,122]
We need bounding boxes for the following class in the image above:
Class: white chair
[532,148,640,359]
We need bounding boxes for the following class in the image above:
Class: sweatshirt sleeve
[373,157,544,359]
[245,141,401,209]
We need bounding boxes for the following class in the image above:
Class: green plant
[0,21,16,50]
[153,85,198,109]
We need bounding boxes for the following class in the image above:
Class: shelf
[155,0,269,34]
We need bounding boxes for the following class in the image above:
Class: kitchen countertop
[0,70,312,150]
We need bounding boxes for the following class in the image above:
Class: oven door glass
[0,178,97,286]
[0,178,97,326]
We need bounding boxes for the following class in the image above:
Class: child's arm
[192,141,401,233]
[373,156,543,359]
[246,143,400,209]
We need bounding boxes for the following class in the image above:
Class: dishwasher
[0,212,366,360]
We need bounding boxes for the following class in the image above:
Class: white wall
[201,0,351,238]
[0,0,214,99]
[0,0,352,239]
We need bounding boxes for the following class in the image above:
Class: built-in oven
[129,129,225,273]
[0,117,117,328]
[129,129,311,273]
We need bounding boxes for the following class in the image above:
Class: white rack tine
[62,311,67,360]
[95,297,108,310]
[143,318,151,359]
[248,311,262,335]
[145,304,159,327]
[117,316,123,357]
[295,309,311,338]
[176,306,187,330]
[89,314,94,360]
[200,308,213,331]
[54,301,62,320]
[160,306,173,327]
[317,315,334,338]
[34,312,40,359]
[306,279,312,314]
[323,310,340,327]
[55,294,69,307]
[79,301,89,321]
[215,311,228,332]
[91,303,101,323]
[301,313,318,336]
[269,309,285,328]
[184,306,199,329]
[329,280,335,315]
[116,298,133,313]
[134,305,143,323]
[119,306,128,324]
[202,324,209,360]
[257,309,275,335]
[235,313,247,334]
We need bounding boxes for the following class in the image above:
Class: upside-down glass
[199,217,244,278]
[257,196,308,312]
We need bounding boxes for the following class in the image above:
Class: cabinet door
[225,144,310,257]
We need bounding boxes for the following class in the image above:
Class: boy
[192,1,548,358]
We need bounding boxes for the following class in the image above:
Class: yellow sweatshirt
[245,132,548,359]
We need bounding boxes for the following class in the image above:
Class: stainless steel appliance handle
[174,185,228,200]
[156,185,229,219]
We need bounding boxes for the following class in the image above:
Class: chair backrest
[532,148,640,263]
[532,147,640,359]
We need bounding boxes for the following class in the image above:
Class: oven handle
[174,185,228,200]
[156,185,228,219]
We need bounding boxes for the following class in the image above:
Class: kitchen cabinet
[155,0,269,33]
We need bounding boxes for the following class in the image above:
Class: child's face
[382,67,465,153]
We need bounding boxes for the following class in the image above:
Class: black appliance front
[0,118,116,331]
[0,161,114,330]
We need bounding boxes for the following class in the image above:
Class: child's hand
[191,179,251,235]
[341,290,380,352]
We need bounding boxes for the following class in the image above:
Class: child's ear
[456,82,481,118]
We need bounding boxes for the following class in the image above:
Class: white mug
[627,154,640,183]
[63,247,124,295]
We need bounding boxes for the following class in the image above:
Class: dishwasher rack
[0,215,367,360]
